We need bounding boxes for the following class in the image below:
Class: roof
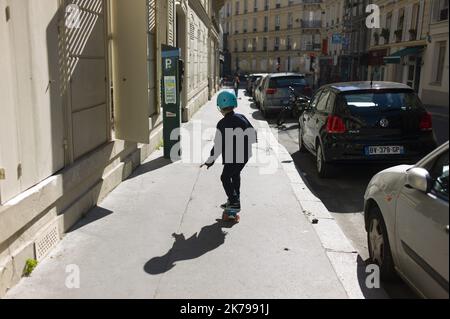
[324,81,413,92]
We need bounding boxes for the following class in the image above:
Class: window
[432,0,449,22]
[274,37,280,50]
[430,151,449,201]
[433,41,447,84]
[275,15,281,31]
[287,36,291,50]
[264,0,269,11]
[342,91,423,111]
[288,13,293,29]
[386,11,392,31]
[263,37,268,50]
[243,19,248,32]
[244,0,248,13]
[252,38,257,51]
[253,17,258,31]
[316,91,331,112]
[236,1,240,14]
[243,39,247,51]
[310,90,323,109]
[264,16,269,31]
[254,0,258,12]
[276,0,281,8]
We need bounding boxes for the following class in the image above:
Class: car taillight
[419,112,433,131]
[303,86,313,97]
[326,115,347,134]
[266,88,277,95]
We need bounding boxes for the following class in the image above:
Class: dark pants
[221,163,246,203]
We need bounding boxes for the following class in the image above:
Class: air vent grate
[35,224,60,261]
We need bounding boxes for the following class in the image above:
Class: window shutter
[111,0,150,144]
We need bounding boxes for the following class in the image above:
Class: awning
[383,46,425,64]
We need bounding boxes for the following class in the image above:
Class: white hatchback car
[364,141,449,299]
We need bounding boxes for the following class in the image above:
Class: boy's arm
[205,124,223,166]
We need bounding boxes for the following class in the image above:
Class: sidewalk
[6,91,349,299]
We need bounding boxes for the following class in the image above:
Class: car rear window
[342,91,423,111]
[269,76,307,88]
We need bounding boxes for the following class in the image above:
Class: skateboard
[222,208,241,223]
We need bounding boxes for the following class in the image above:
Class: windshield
[342,91,423,111]
[269,76,307,88]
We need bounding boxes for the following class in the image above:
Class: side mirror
[406,168,432,193]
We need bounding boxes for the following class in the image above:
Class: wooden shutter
[111,0,150,144]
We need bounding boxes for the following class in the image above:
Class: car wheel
[367,206,397,281]
[316,143,332,178]
[298,127,307,153]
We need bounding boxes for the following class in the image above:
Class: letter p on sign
[166,58,172,70]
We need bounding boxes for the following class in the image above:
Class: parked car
[259,73,312,118]
[246,74,266,96]
[253,74,269,109]
[298,82,438,178]
[364,141,449,299]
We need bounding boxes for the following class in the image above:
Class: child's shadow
[144,220,236,275]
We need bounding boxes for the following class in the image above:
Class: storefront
[383,46,425,92]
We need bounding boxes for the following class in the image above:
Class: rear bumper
[323,134,438,164]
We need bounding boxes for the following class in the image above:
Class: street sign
[332,33,342,44]
[161,45,181,160]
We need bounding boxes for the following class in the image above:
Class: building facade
[420,0,449,107]
[222,0,324,76]
[368,0,432,94]
[0,0,222,297]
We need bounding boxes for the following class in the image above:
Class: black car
[298,82,438,178]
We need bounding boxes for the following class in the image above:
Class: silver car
[259,73,312,118]
[364,142,449,299]
[253,74,269,109]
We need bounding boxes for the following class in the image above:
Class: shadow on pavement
[144,220,237,275]
[127,156,173,180]
[291,150,389,214]
[68,206,114,233]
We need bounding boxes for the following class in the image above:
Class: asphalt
[6,91,351,299]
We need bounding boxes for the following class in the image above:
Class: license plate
[365,146,405,156]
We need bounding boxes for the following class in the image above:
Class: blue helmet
[217,90,237,110]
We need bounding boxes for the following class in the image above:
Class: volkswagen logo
[380,118,390,128]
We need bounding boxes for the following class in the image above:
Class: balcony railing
[301,0,322,3]
[301,20,322,28]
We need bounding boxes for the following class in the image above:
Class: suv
[259,73,312,117]
[298,82,438,178]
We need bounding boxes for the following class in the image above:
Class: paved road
[243,91,433,299]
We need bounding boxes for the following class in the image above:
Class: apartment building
[0,0,222,297]
[222,0,324,75]
[367,0,432,94]
[319,0,345,84]
[420,0,449,108]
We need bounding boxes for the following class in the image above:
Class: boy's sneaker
[226,202,241,211]
[220,201,231,209]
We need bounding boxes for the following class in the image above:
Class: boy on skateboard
[201,90,257,222]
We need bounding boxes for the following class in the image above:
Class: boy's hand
[200,162,214,170]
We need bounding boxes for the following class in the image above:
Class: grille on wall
[34,224,60,261]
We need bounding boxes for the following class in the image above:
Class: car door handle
[446,225,449,234]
